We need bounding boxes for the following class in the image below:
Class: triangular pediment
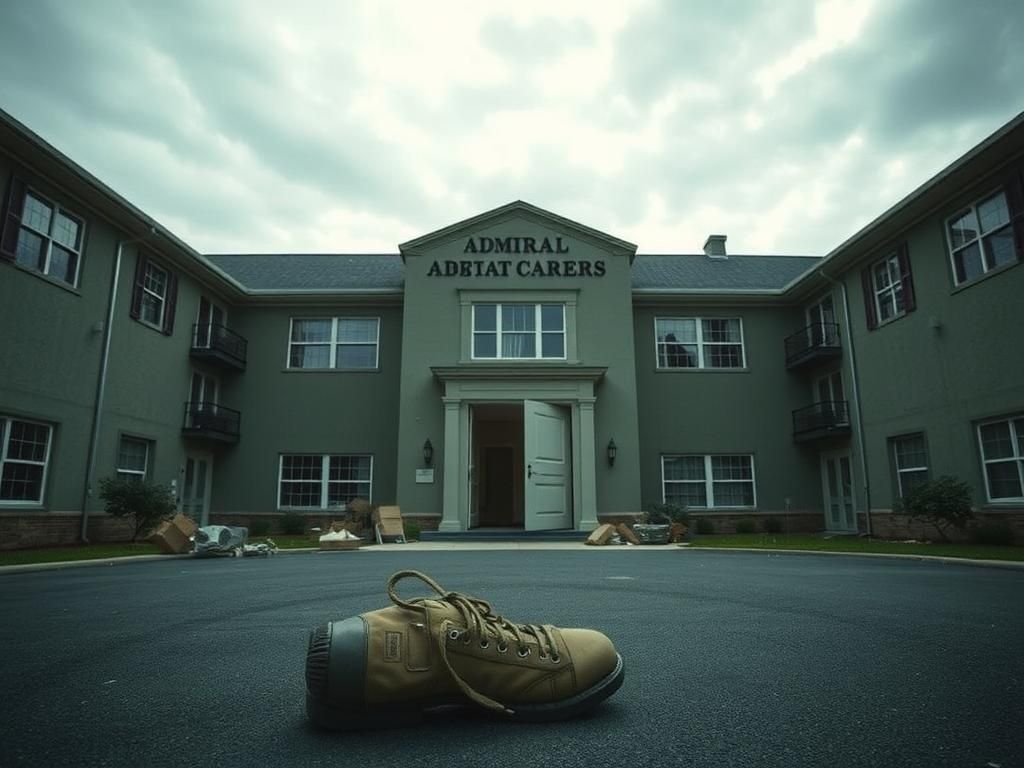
[398,200,637,261]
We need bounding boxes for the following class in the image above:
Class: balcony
[792,400,851,442]
[190,323,247,371]
[784,322,841,370]
[182,402,241,444]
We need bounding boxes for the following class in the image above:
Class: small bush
[249,518,271,537]
[902,476,974,542]
[280,511,306,535]
[695,518,715,535]
[98,476,177,541]
[735,518,757,534]
[647,502,688,525]
[403,519,422,541]
[764,516,784,534]
[971,520,1014,546]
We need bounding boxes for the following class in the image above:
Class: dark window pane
[502,333,534,358]
[954,242,984,283]
[1,462,44,501]
[336,345,376,368]
[7,421,49,462]
[15,228,45,270]
[337,319,377,343]
[980,422,1013,459]
[541,333,564,358]
[474,304,496,332]
[290,345,330,368]
[986,462,1022,500]
[984,226,1016,270]
[948,209,977,248]
[473,333,497,358]
[541,304,564,331]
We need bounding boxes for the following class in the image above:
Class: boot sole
[306,654,625,731]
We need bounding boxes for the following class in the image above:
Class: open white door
[524,400,571,531]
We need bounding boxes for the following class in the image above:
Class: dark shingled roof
[203,254,404,291]
[203,252,821,292]
[631,254,822,291]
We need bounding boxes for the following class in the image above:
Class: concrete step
[420,528,585,542]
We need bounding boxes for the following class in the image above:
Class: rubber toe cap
[559,628,619,691]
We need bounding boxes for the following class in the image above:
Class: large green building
[1,108,1022,549]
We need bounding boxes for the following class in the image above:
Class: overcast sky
[1,0,1022,256]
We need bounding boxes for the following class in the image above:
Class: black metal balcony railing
[792,400,851,441]
[190,323,247,370]
[784,322,841,370]
[182,401,241,443]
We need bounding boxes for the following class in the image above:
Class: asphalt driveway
[1,549,1021,767]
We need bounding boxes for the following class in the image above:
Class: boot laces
[387,570,559,714]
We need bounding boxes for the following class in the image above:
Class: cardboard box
[585,523,616,546]
[374,506,405,542]
[616,523,640,545]
[149,514,198,554]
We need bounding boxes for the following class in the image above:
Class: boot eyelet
[479,639,489,650]
[550,654,561,664]
[497,643,509,653]
[448,629,461,641]
[517,646,531,658]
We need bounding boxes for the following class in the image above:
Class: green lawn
[688,534,1024,561]
[0,542,162,567]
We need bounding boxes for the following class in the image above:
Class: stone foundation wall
[598,510,824,535]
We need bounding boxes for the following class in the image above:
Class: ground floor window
[0,416,53,504]
[661,454,755,508]
[978,415,1024,501]
[278,454,372,509]
[116,437,151,481]
[890,433,929,498]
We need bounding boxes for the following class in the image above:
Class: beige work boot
[305,570,624,729]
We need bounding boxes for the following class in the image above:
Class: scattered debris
[320,528,362,551]
[193,525,248,557]
[585,524,616,546]
[243,540,278,557]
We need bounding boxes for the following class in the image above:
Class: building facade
[1,108,1023,549]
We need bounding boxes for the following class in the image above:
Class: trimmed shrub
[98,476,177,541]
[646,502,688,526]
[735,518,757,534]
[249,518,271,537]
[695,518,715,535]
[971,520,1014,546]
[764,516,784,534]
[403,519,422,541]
[901,476,974,542]
[280,511,306,535]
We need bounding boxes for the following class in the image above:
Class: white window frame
[891,433,928,498]
[654,317,746,370]
[661,454,757,509]
[871,251,906,324]
[116,436,151,482]
[140,261,169,328]
[14,187,85,288]
[977,415,1024,502]
[287,318,380,370]
[947,188,1016,286]
[277,454,374,509]
[470,303,566,361]
[0,416,53,506]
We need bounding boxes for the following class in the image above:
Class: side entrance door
[523,400,571,531]
[821,452,856,532]
[181,453,212,526]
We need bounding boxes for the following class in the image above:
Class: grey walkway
[2,550,1021,767]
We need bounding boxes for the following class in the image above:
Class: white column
[578,398,599,530]
[439,398,463,532]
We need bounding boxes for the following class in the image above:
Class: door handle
[527,464,533,479]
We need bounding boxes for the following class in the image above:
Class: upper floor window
[116,437,151,482]
[891,433,929,498]
[655,318,744,369]
[130,253,178,335]
[977,415,1024,502]
[662,454,755,508]
[0,179,84,288]
[472,303,565,360]
[947,188,1021,285]
[278,454,372,508]
[862,244,915,330]
[289,318,380,369]
[0,416,52,504]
